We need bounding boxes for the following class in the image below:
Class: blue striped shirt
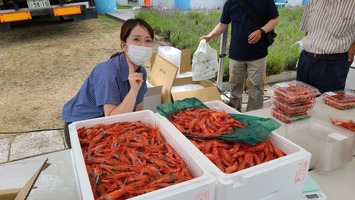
[61,53,148,123]
[300,0,355,54]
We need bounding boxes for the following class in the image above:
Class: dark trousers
[64,122,72,148]
[296,50,350,94]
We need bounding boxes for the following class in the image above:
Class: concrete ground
[0,9,296,164]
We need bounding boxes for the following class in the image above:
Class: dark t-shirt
[221,0,279,61]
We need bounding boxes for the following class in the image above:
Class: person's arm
[104,71,144,116]
[348,41,355,63]
[260,17,279,33]
[135,102,144,111]
[103,89,138,116]
[200,22,229,42]
[248,17,279,44]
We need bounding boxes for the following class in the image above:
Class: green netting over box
[156,98,281,145]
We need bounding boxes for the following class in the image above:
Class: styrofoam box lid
[285,118,354,172]
[69,110,216,200]
[156,100,312,200]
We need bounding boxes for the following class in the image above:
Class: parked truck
[0,0,97,30]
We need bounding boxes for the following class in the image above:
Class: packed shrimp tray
[322,90,355,110]
[156,100,312,200]
[69,110,216,200]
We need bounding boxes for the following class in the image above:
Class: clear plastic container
[271,106,310,124]
[273,98,316,115]
[273,81,319,104]
[322,90,355,110]
[286,118,354,172]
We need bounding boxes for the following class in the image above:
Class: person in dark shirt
[200,0,279,112]
[61,19,154,148]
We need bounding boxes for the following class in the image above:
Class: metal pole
[217,29,228,90]
[216,0,228,91]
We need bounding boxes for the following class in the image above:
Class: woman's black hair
[110,18,154,59]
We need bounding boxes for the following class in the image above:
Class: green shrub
[136,7,304,78]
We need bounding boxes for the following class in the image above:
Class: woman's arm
[104,71,144,116]
[103,88,139,116]
[135,102,144,111]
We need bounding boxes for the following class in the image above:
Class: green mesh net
[156,98,281,146]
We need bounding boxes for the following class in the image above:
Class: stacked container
[321,90,355,110]
[69,110,216,200]
[156,100,312,200]
[285,118,354,172]
[271,81,319,123]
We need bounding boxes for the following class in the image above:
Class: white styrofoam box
[144,82,162,112]
[171,84,204,93]
[285,118,354,173]
[158,46,181,69]
[156,100,312,200]
[68,110,216,200]
[345,66,355,91]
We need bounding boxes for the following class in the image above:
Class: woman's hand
[128,72,143,93]
[248,29,262,45]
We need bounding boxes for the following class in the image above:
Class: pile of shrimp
[78,121,193,200]
[330,118,355,132]
[190,138,286,173]
[168,108,245,137]
[167,108,286,173]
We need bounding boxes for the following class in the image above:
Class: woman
[61,18,154,148]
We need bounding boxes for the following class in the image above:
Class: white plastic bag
[191,39,218,81]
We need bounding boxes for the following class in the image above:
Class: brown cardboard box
[171,77,222,102]
[148,54,221,103]
[148,54,179,103]
[0,158,48,200]
[150,49,191,75]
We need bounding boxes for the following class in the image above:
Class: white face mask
[127,44,153,66]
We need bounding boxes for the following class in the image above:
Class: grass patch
[117,5,132,9]
[97,15,119,24]
[136,7,305,78]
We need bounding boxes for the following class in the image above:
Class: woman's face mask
[127,44,153,66]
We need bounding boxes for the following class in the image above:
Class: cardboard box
[148,54,179,103]
[156,100,311,200]
[69,110,216,200]
[171,77,222,102]
[150,49,191,75]
[148,54,221,103]
[0,158,48,200]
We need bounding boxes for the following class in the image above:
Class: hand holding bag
[191,39,219,81]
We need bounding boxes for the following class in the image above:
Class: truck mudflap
[0,11,32,23]
[0,1,98,31]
